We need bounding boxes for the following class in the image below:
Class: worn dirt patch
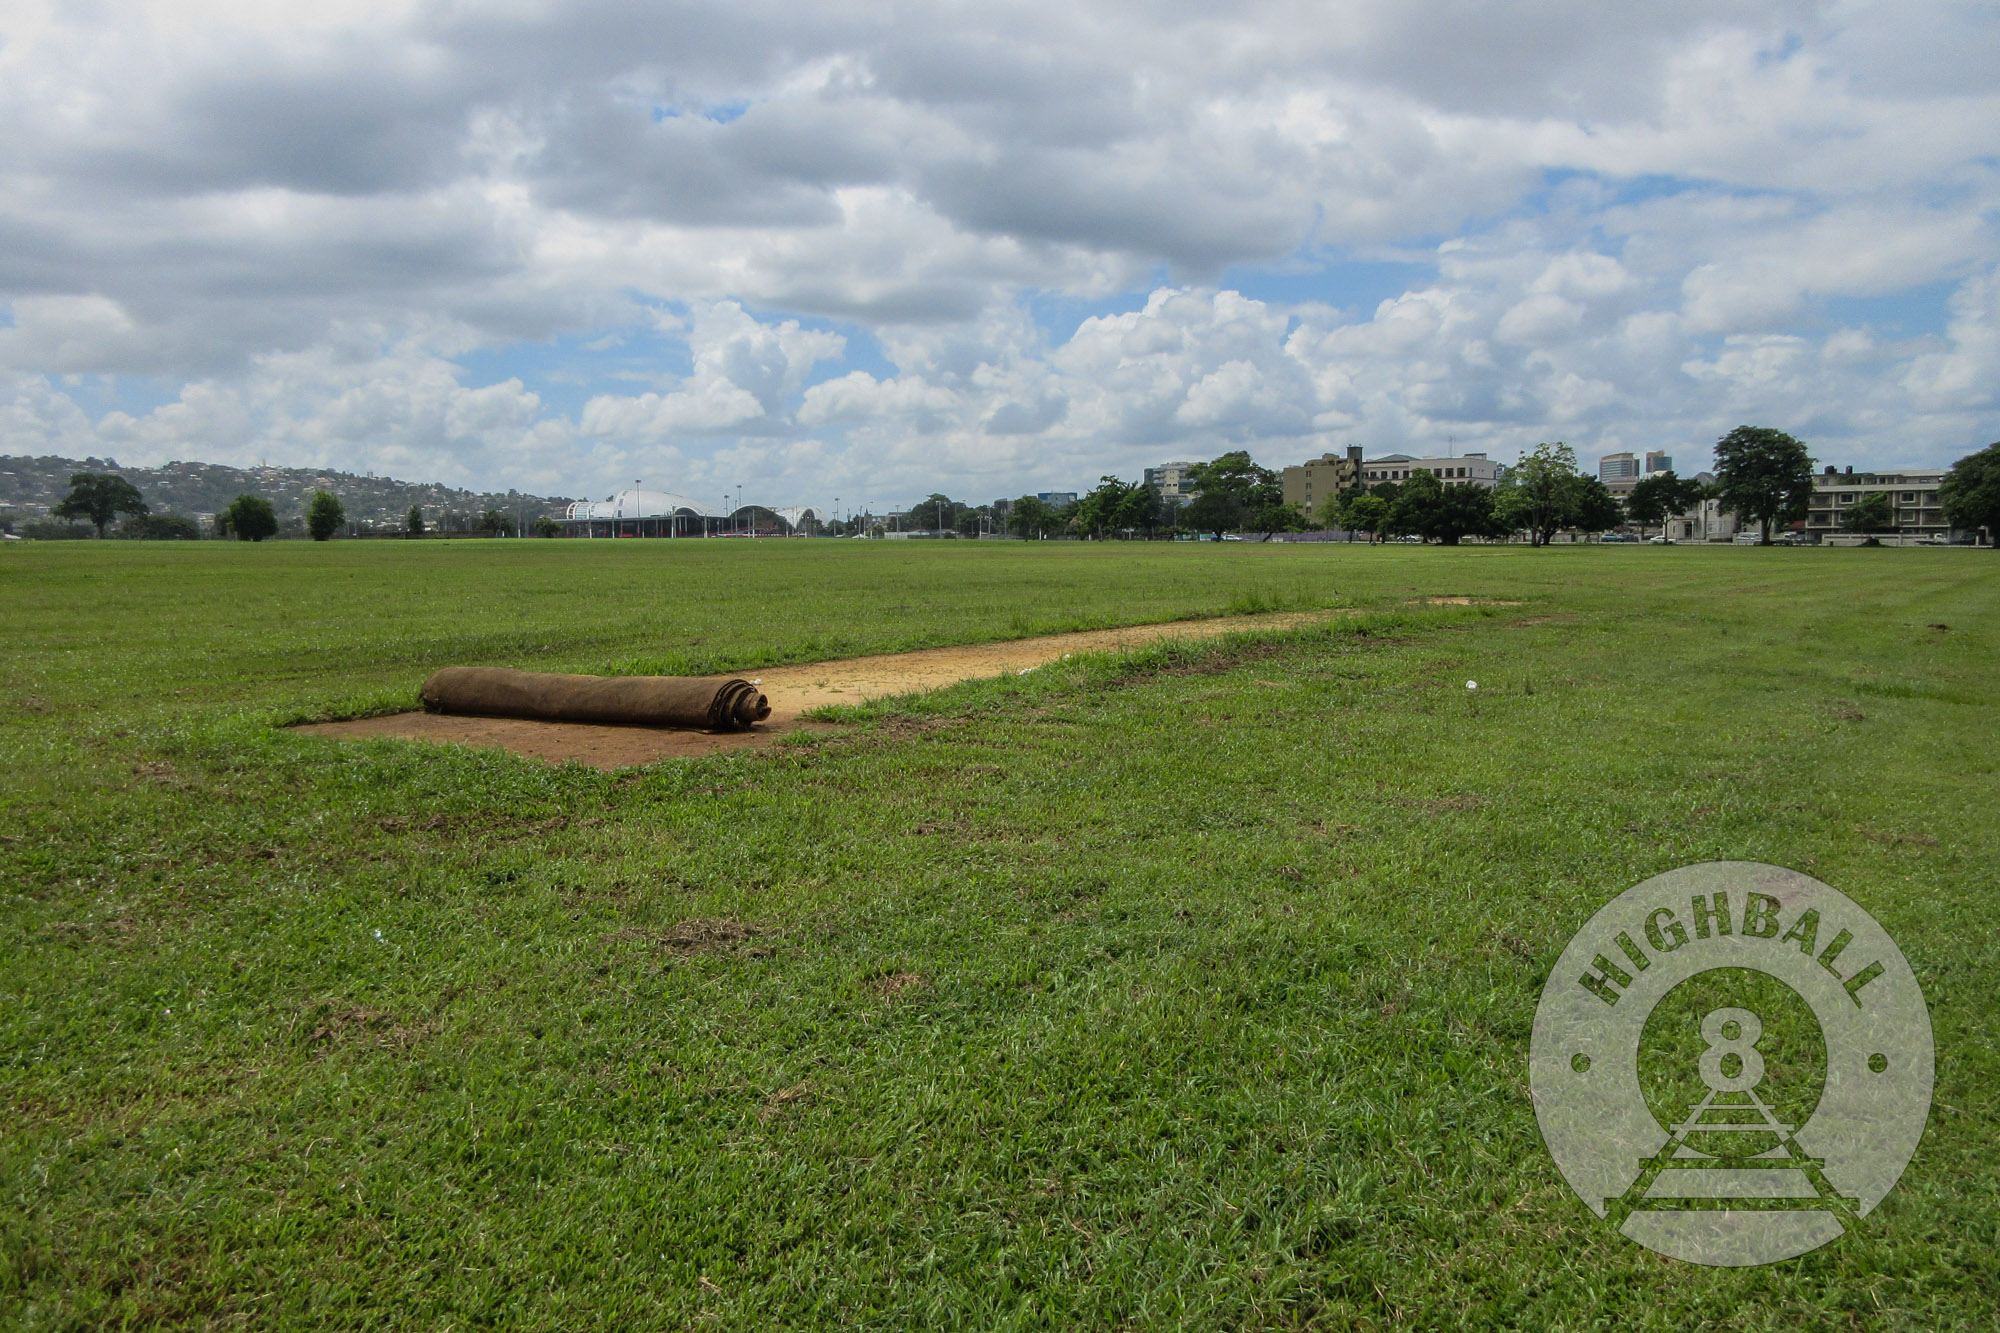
[297,997,432,1052]
[297,602,1517,768]
[871,971,930,999]
[295,609,1348,767]
[747,608,1340,712]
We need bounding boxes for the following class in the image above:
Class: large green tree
[1007,495,1054,539]
[915,493,966,535]
[306,490,345,541]
[1493,443,1587,546]
[1075,476,1143,538]
[1339,492,1390,542]
[1114,485,1162,536]
[1939,441,2000,541]
[1387,471,1502,545]
[1625,471,1703,539]
[1839,492,1894,534]
[1183,489,1247,539]
[1247,501,1308,535]
[119,513,202,540]
[1169,448,1278,539]
[51,472,148,538]
[1713,425,1813,545]
[1186,452,1280,508]
[406,505,426,537]
[1572,478,1626,536]
[218,494,279,542]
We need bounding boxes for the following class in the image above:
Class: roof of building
[564,489,821,524]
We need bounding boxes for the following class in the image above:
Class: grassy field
[2,539,1996,1329]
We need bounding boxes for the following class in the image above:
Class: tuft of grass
[1225,587,1286,616]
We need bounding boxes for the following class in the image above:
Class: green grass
[2,540,1996,1329]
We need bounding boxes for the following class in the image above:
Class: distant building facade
[1359,453,1503,488]
[1143,462,1201,501]
[1036,491,1078,507]
[1645,451,1674,475]
[1658,471,1740,542]
[1599,452,1641,487]
[1280,446,1364,522]
[1806,466,1950,542]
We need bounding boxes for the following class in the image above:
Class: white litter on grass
[1466,680,1478,690]
[1018,666,1037,675]
[373,929,384,941]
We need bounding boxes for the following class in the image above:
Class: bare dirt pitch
[296,609,1369,768]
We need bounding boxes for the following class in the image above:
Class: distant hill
[0,455,574,535]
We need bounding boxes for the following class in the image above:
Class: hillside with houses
[0,455,572,536]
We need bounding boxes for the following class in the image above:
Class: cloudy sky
[2,1,1996,506]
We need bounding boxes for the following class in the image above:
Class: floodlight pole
[635,479,642,537]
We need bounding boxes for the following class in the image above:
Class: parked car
[1647,536,1675,545]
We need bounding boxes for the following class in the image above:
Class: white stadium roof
[564,489,820,525]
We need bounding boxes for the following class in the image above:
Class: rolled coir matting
[420,667,771,731]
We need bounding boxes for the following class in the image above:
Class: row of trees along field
[17,434,2000,545]
[1004,432,1999,546]
[21,473,562,541]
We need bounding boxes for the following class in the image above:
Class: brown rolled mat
[419,667,771,731]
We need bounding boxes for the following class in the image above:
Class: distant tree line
[802,430,2000,548]
[19,472,566,541]
[16,434,1999,546]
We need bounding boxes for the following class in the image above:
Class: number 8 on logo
[1698,1007,1765,1093]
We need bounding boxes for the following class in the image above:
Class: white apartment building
[1360,453,1503,488]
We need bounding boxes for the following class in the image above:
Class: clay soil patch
[296,608,1361,768]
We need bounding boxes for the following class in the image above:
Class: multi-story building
[1281,446,1364,522]
[1592,452,1640,482]
[1143,461,1201,501]
[1805,466,1949,542]
[1644,451,1674,475]
[1036,491,1078,507]
[1358,453,1504,488]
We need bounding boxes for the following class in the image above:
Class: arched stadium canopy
[561,490,823,534]
[565,489,726,521]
